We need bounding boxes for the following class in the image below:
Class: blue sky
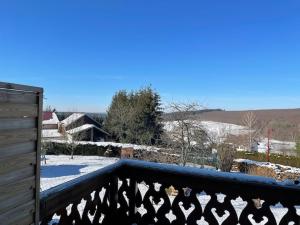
[1,0,300,112]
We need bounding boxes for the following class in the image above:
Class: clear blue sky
[1,0,300,112]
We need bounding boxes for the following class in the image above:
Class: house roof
[43,112,53,120]
[43,112,60,125]
[67,124,110,136]
[61,113,85,126]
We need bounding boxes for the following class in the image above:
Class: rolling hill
[164,108,300,141]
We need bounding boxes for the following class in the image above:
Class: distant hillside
[163,109,224,120]
[164,108,300,141]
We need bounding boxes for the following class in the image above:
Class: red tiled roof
[43,112,53,121]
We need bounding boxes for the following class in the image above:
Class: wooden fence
[40,160,300,225]
[0,82,43,225]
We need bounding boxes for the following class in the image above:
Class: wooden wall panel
[0,152,36,174]
[0,200,35,225]
[0,83,42,225]
[0,141,36,157]
[0,90,37,104]
[0,118,36,130]
[0,103,38,118]
[0,128,37,146]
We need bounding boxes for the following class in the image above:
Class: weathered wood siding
[0,82,43,225]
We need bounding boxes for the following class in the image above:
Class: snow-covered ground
[41,155,119,191]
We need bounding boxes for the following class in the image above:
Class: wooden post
[35,89,43,224]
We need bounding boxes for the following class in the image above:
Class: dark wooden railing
[40,160,300,225]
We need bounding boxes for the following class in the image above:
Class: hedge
[235,151,300,168]
[48,143,120,157]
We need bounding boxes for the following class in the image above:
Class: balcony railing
[40,160,300,225]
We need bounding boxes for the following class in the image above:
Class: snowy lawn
[41,155,119,191]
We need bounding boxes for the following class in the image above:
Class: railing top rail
[41,159,300,199]
[119,159,300,190]
[0,81,43,93]
[40,159,300,223]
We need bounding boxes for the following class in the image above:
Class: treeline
[104,87,163,145]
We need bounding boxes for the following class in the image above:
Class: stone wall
[234,160,300,181]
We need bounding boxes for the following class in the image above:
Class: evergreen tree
[104,90,130,142]
[104,87,163,145]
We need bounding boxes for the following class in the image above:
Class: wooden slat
[0,118,36,130]
[0,152,36,174]
[0,189,34,214]
[0,141,35,157]
[0,200,35,225]
[0,90,37,104]
[12,215,34,225]
[0,103,38,118]
[0,176,35,198]
[0,165,34,186]
[0,128,37,146]
[0,81,43,93]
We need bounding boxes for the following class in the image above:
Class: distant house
[42,112,64,140]
[61,113,110,142]
[43,111,59,129]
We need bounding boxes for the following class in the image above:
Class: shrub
[247,166,276,178]
[48,143,120,157]
[217,144,236,172]
[235,151,300,168]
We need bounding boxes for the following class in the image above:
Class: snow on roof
[42,129,63,138]
[67,124,94,134]
[61,113,84,126]
[43,112,60,125]
[67,124,110,135]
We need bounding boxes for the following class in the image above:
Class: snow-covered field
[164,120,297,155]
[164,120,249,139]
[257,138,296,155]
[41,155,119,191]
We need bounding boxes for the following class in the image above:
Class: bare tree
[242,111,258,151]
[163,102,211,166]
[242,111,270,152]
[61,122,86,159]
[41,141,53,164]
